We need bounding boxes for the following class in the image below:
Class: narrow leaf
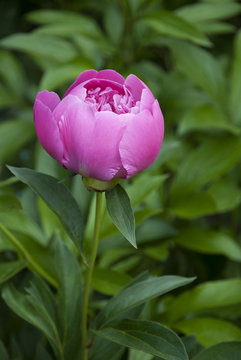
[142,10,211,47]
[106,184,136,248]
[0,120,34,161]
[55,239,83,344]
[96,319,188,360]
[172,226,241,262]
[2,284,62,356]
[176,317,241,347]
[171,136,241,197]
[165,278,241,322]
[92,268,131,295]
[0,260,26,284]
[7,167,83,251]
[96,275,195,328]
[0,33,77,63]
[192,341,241,360]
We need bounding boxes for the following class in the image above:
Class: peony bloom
[34,70,164,184]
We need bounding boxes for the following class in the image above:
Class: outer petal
[53,95,95,175]
[119,104,164,177]
[34,91,63,163]
[64,70,98,97]
[36,90,60,111]
[125,74,149,101]
[83,111,129,181]
[140,88,155,112]
[97,70,125,84]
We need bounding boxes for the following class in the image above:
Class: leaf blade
[7,167,83,251]
[106,184,136,248]
[96,319,188,360]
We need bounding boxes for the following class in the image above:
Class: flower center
[84,85,138,114]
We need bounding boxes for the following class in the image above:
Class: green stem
[0,224,57,287]
[82,192,102,360]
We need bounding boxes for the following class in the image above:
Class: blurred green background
[1,0,241,358]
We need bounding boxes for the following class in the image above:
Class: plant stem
[82,192,102,360]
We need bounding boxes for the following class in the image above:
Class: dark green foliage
[0,0,241,359]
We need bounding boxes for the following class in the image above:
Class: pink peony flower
[34,69,164,182]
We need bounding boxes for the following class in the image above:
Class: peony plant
[6,70,195,360]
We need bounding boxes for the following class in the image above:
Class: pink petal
[64,70,98,97]
[34,93,63,164]
[83,111,129,181]
[97,69,125,84]
[53,95,95,175]
[125,74,149,101]
[140,88,155,112]
[36,90,60,111]
[66,86,87,101]
[119,105,164,177]
[152,99,164,141]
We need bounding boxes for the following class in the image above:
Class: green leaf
[0,341,9,360]
[176,2,241,23]
[175,317,241,347]
[127,174,168,208]
[0,195,22,212]
[27,275,57,325]
[0,50,26,97]
[35,345,54,360]
[0,33,77,64]
[129,349,153,360]
[171,136,241,197]
[8,167,83,251]
[95,319,188,360]
[26,9,76,23]
[164,278,241,323]
[172,226,241,262]
[230,30,241,125]
[73,34,113,65]
[192,342,241,360]
[104,3,124,44]
[207,178,241,212]
[137,219,177,245]
[26,9,98,30]
[182,335,203,360]
[112,255,141,273]
[143,243,169,261]
[197,22,235,35]
[178,105,240,135]
[55,239,83,345]
[98,247,135,268]
[0,84,16,108]
[169,192,216,218]
[92,268,131,296]
[106,184,136,248]
[169,42,227,106]
[0,210,47,246]
[0,120,34,161]
[2,284,62,357]
[142,11,211,47]
[40,58,92,91]
[96,275,195,328]
[34,22,101,39]
[98,174,166,242]
[0,260,26,284]
[89,337,124,360]
[0,226,58,287]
